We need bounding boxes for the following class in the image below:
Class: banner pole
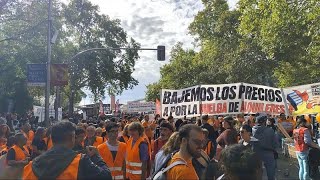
[281,88,290,117]
[160,89,162,118]
[199,84,202,119]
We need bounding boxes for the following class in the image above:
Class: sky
[80,0,238,105]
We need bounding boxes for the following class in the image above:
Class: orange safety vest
[11,145,29,161]
[22,130,34,151]
[293,127,309,152]
[98,142,126,180]
[44,137,53,150]
[0,146,9,155]
[126,137,145,180]
[205,141,212,156]
[84,136,104,147]
[22,154,81,180]
[122,136,129,144]
[143,134,152,157]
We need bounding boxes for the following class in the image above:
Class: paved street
[263,154,299,180]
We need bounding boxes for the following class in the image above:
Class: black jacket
[31,146,112,180]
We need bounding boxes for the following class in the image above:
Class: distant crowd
[0,112,319,180]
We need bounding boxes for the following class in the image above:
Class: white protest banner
[283,83,320,115]
[161,85,201,118]
[127,101,155,113]
[161,83,287,118]
[200,83,242,115]
[33,106,62,122]
[241,83,285,115]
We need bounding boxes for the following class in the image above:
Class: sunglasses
[240,130,246,134]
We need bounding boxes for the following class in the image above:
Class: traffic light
[157,45,165,61]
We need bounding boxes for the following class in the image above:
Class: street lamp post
[67,46,165,118]
[44,0,52,127]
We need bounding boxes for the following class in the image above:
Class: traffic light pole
[67,46,165,118]
[45,0,52,127]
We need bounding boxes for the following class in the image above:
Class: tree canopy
[146,0,320,101]
[0,0,140,114]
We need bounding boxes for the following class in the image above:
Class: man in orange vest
[293,117,320,180]
[98,122,126,180]
[22,121,112,179]
[20,121,34,152]
[6,133,30,167]
[126,122,149,180]
[85,126,104,147]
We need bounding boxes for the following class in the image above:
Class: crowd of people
[0,112,319,180]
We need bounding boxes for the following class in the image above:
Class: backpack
[151,151,186,180]
[152,160,186,180]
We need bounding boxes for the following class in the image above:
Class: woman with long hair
[154,132,181,172]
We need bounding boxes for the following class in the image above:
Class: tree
[146,0,320,100]
[145,43,197,101]
[238,0,320,87]
[62,0,140,116]
[0,0,140,117]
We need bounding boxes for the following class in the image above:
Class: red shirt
[151,138,167,161]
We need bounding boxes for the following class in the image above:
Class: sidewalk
[262,154,299,180]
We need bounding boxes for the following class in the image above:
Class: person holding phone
[23,121,112,179]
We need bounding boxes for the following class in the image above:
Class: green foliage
[146,0,320,100]
[0,0,140,114]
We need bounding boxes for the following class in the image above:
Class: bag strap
[153,160,187,179]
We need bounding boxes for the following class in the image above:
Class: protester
[22,121,112,179]
[238,124,258,148]
[31,127,47,159]
[6,133,30,167]
[167,116,175,130]
[84,126,104,147]
[215,116,238,160]
[73,127,86,154]
[166,124,203,180]
[201,115,217,158]
[126,122,149,180]
[252,115,277,180]
[278,113,295,137]
[153,132,180,172]
[43,127,53,151]
[202,129,214,159]
[267,118,277,132]
[293,117,320,180]
[98,122,126,180]
[96,127,103,137]
[118,124,130,143]
[20,121,34,152]
[218,144,263,180]
[0,136,15,156]
[174,119,183,131]
[0,137,7,150]
[152,121,174,163]
[0,118,10,139]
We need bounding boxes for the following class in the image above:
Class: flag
[156,99,161,115]
[115,99,119,116]
[99,100,104,116]
[111,95,115,111]
[115,99,119,112]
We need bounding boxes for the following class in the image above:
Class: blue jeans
[260,152,276,180]
[296,151,309,180]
